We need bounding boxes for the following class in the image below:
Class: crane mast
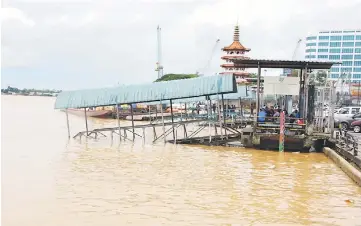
[155,25,164,79]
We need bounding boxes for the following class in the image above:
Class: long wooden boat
[65,108,113,118]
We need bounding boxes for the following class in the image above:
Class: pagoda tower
[220,25,251,84]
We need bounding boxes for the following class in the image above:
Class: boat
[65,108,113,118]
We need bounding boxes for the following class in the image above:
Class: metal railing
[335,130,359,157]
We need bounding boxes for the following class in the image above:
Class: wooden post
[116,104,121,142]
[279,111,285,152]
[170,99,175,141]
[65,109,70,139]
[84,108,89,136]
[130,104,135,141]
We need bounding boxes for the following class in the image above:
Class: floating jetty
[55,59,341,152]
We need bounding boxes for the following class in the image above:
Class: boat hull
[65,109,112,118]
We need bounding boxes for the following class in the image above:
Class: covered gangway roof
[54,74,237,109]
[231,59,341,69]
[146,85,256,105]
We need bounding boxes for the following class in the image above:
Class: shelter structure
[230,58,341,151]
[55,74,244,143]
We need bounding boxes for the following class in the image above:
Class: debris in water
[345,199,354,204]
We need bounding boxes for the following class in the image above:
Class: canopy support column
[170,99,175,142]
[116,104,121,142]
[208,96,212,143]
[84,108,89,136]
[255,62,261,131]
[160,100,166,143]
[65,109,70,139]
[130,104,135,141]
[221,94,227,138]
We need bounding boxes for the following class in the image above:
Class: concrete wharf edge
[323,147,361,187]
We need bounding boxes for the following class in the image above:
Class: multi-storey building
[305,30,361,82]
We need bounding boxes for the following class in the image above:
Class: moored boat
[65,108,113,118]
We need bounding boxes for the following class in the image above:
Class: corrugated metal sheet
[145,85,255,105]
[54,74,237,109]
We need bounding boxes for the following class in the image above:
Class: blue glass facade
[305,30,361,80]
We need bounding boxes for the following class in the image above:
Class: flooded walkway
[2,96,361,226]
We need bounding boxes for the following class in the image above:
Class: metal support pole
[208,96,212,143]
[116,104,121,142]
[221,94,227,138]
[84,108,89,136]
[304,65,309,122]
[170,99,175,141]
[357,80,361,104]
[255,62,261,128]
[130,104,135,141]
[298,69,303,115]
[65,109,71,138]
[160,100,166,143]
[184,103,187,120]
[148,105,151,123]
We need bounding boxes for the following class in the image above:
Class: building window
[343,35,355,40]
[305,55,316,59]
[342,55,353,60]
[356,48,361,53]
[306,43,316,47]
[343,42,355,47]
[329,55,340,60]
[342,48,354,53]
[319,36,329,40]
[354,67,361,72]
[330,48,341,53]
[356,42,361,47]
[318,55,328,59]
[356,35,361,40]
[330,42,341,47]
[353,74,361,79]
[355,61,361,66]
[355,55,361,60]
[331,31,342,33]
[318,49,328,53]
[331,67,339,72]
[330,36,342,41]
[341,68,353,72]
[342,61,353,66]
[306,36,317,41]
[306,49,316,53]
[318,42,329,46]
[331,73,339,78]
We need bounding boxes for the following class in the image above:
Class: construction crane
[292,38,302,60]
[155,25,164,79]
[196,38,220,76]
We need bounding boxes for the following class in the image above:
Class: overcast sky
[1,0,361,90]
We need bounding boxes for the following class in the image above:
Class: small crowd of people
[258,105,302,124]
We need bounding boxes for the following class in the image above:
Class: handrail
[336,130,359,157]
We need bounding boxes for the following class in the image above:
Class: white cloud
[1,0,361,89]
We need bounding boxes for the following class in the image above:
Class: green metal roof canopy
[54,74,237,109]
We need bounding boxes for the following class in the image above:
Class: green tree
[154,73,199,82]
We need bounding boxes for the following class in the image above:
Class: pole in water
[116,104,121,142]
[130,104,135,141]
[65,109,70,139]
[221,94,227,138]
[279,111,285,152]
[84,108,89,136]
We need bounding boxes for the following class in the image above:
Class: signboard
[263,76,300,95]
